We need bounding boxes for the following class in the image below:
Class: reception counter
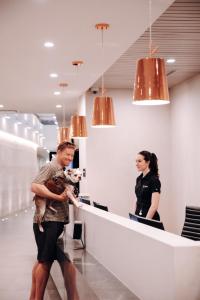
[74,204,200,300]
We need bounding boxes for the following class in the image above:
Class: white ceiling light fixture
[0,104,4,108]
[167,58,176,64]
[54,91,61,96]
[56,104,62,108]
[50,73,58,78]
[44,41,54,48]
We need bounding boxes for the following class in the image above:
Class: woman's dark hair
[57,141,76,152]
[139,150,159,177]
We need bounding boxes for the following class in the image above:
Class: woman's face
[136,154,149,172]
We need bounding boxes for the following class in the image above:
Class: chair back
[181,206,200,241]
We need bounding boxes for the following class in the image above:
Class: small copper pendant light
[71,115,87,139]
[133,0,169,105]
[59,127,70,143]
[92,23,116,127]
[69,60,88,139]
[92,95,115,127]
[58,83,71,143]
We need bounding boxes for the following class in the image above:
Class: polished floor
[0,208,139,300]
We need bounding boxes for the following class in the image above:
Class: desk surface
[80,204,200,247]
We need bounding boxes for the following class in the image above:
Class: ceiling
[0,0,175,125]
[2,0,200,126]
[94,0,200,89]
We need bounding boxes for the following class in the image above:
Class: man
[30,141,79,300]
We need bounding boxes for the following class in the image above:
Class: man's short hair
[57,141,76,152]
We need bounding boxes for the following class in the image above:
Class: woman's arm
[31,183,67,202]
[133,199,137,214]
[146,192,160,219]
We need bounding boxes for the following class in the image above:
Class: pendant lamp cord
[101,28,105,96]
[62,103,65,127]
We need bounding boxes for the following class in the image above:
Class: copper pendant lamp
[92,95,115,127]
[92,23,116,127]
[71,115,87,139]
[133,0,169,105]
[70,60,88,139]
[59,127,70,143]
[58,83,71,143]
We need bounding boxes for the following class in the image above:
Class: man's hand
[56,189,68,202]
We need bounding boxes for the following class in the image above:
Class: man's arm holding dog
[31,182,67,202]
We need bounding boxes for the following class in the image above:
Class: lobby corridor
[0,208,139,300]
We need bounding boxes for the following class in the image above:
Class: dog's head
[64,168,82,183]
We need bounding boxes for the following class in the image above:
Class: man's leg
[29,262,39,300]
[59,260,79,300]
[35,262,52,300]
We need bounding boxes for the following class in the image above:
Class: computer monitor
[129,213,164,230]
[93,201,108,212]
[80,198,91,205]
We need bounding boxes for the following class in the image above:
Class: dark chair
[93,201,108,212]
[181,206,200,241]
[80,198,91,205]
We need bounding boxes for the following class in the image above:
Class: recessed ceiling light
[54,91,61,96]
[44,41,54,48]
[50,73,58,78]
[167,58,176,64]
[0,104,4,108]
[56,104,62,108]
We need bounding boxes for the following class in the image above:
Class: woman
[135,150,161,220]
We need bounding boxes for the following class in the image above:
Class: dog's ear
[67,169,72,175]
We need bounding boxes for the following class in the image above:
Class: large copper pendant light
[133,0,169,105]
[58,83,71,143]
[92,23,116,127]
[71,115,87,139]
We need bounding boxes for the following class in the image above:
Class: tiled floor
[56,237,140,300]
[0,208,139,300]
[0,208,60,300]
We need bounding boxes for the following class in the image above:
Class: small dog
[34,168,82,232]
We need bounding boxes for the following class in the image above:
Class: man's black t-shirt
[135,171,161,220]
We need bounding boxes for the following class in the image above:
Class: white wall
[170,74,200,233]
[0,133,38,217]
[42,124,58,152]
[85,89,172,230]
[84,74,200,234]
[77,95,88,194]
[0,113,48,217]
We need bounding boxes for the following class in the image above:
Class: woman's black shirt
[135,171,161,220]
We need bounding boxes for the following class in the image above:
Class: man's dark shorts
[33,221,70,263]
